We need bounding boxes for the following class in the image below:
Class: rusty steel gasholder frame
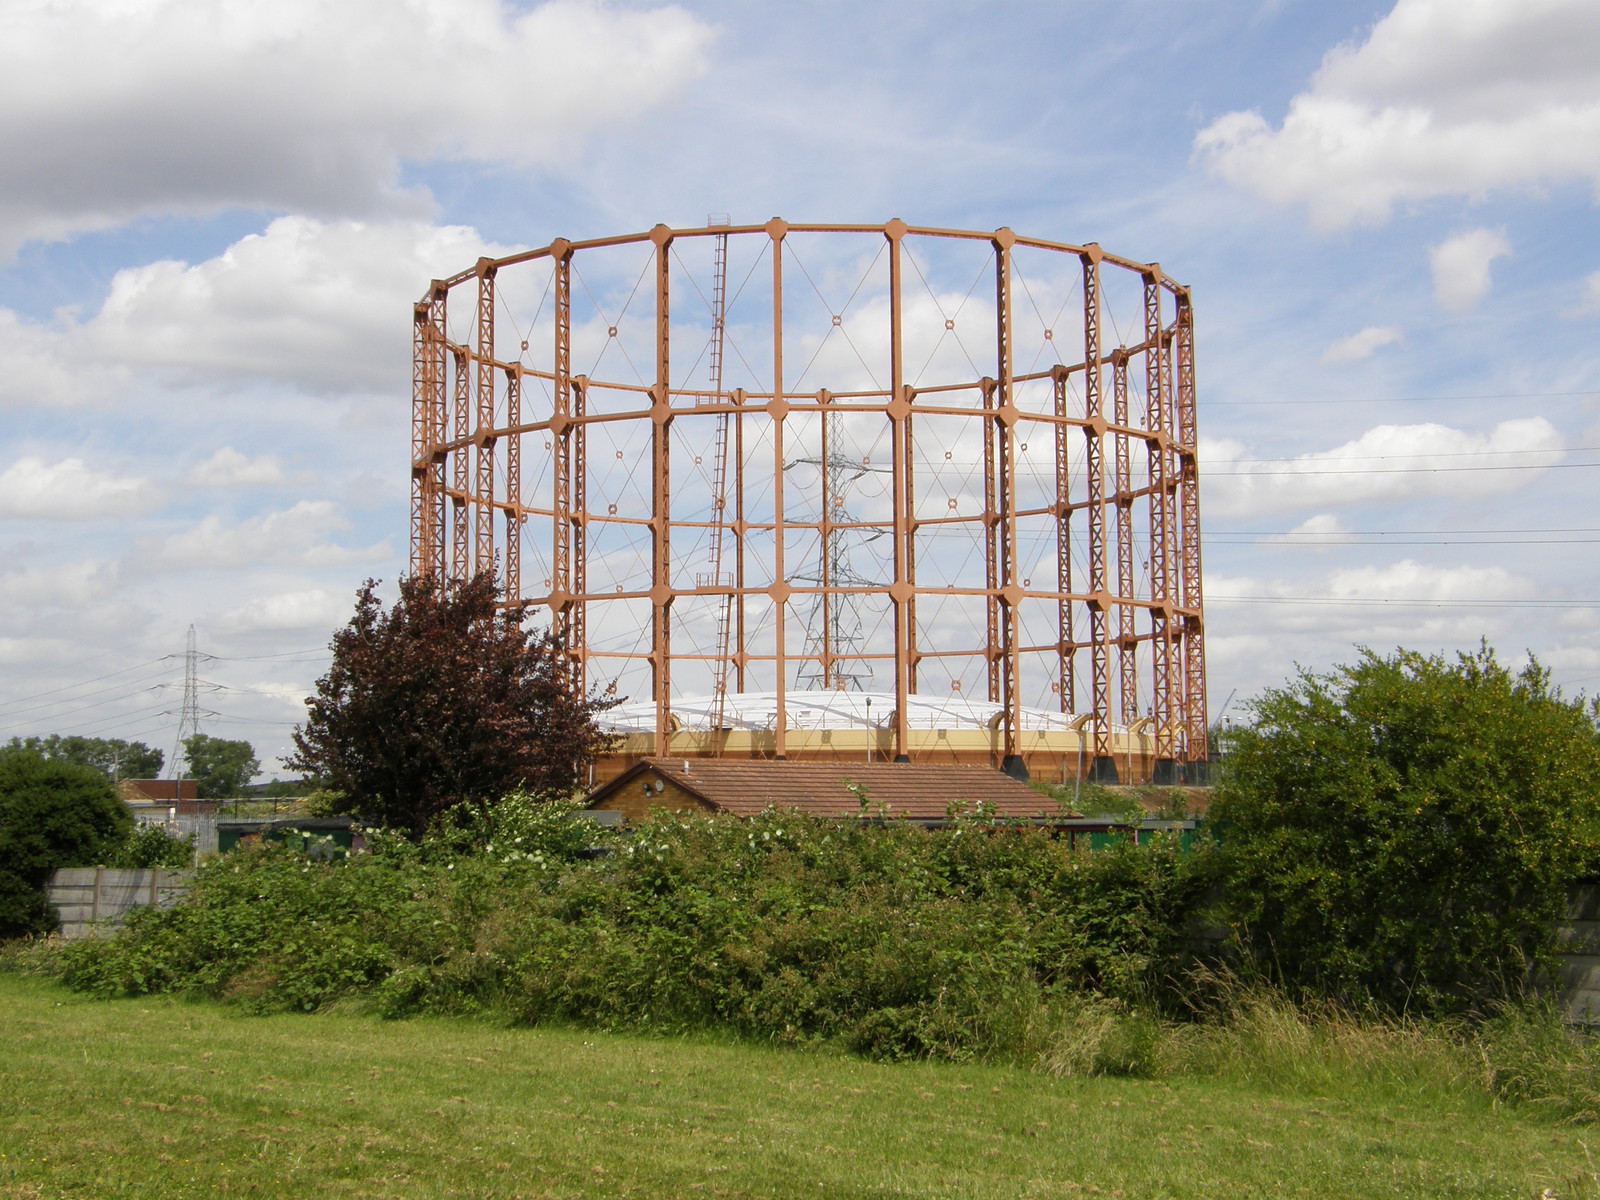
[411,220,1207,783]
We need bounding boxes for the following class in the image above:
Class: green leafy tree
[3,735,163,781]
[1211,644,1600,1013]
[0,753,134,937]
[260,778,314,798]
[289,573,618,834]
[182,734,260,799]
[108,824,195,869]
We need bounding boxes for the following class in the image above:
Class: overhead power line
[208,647,329,663]
[1208,461,1598,477]
[1210,595,1597,609]
[1210,533,1600,546]
[1215,526,1600,536]
[1221,445,1592,465]
[0,680,176,727]
[0,658,174,718]
[1210,389,1599,408]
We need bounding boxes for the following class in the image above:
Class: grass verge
[2,974,1597,1200]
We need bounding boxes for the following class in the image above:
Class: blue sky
[2,0,1597,777]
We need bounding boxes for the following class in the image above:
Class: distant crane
[1215,687,1236,725]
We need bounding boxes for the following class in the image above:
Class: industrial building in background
[411,220,1207,784]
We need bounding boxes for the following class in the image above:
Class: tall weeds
[1032,966,1600,1122]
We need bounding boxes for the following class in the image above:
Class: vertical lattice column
[551,243,575,656]
[903,402,920,701]
[427,291,448,578]
[733,385,747,694]
[1081,246,1114,776]
[994,228,1021,770]
[411,286,448,578]
[649,226,674,755]
[473,261,497,578]
[1145,271,1177,771]
[886,224,912,761]
[1112,350,1136,739]
[503,363,521,601]
[451,347,470,582]
[815,408,835,686]
[1174,288,1207,765]
[410,302,429,572]
[768,219,789,757]
[1053,364,1075,715]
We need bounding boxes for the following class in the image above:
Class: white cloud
[1430,228,1511,313]
[1193,0,1600,229]
[0,217,513,405]
[1264,513,1353,547]
[0,310,128,409]
[89,216,518,394]
[0,559,122,607]
[1569,270,1600,316]
[216,588,346,633]
[1320,325,1402,363]
[0,0,715,257]
[1203,416,1563,517]
[186,448,287,488]
[1325,558,1529,603]
[145,500,387,569]
[1211,558,1530,610]
[0,457,160,519]
[1204,556,1544,709]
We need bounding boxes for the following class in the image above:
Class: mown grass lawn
[1,974,1595,1200]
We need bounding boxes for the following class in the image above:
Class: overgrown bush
[107,824,195,869]
[0,752,133,938]
[60,803,1205,1060]
[1211,644,1600,1014]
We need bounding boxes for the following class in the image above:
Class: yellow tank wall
[590,727,1161,787]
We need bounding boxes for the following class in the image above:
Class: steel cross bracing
[409,221,1210,780]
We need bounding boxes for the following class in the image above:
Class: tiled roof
[597,758,1072,819]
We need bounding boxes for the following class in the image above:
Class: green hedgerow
[58,801,1207,1061]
